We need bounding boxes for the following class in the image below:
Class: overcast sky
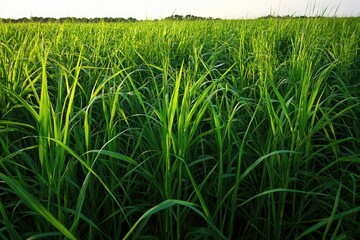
[0,0,359,19]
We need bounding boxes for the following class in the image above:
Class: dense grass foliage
[1,18,360,239]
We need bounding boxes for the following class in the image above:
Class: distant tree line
[0,15,335,23]
[164,14,221,21]
[0,15,221,23]
[257,14,327,19]
[0,16,139,23]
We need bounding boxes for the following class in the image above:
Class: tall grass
[1,18,360,239]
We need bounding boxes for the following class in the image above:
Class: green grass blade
[0,173,77,240]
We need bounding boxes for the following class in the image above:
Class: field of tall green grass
[0,18,359,239]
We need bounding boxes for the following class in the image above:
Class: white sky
[0,0,359,20]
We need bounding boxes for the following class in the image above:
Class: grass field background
[1,18,360,239]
